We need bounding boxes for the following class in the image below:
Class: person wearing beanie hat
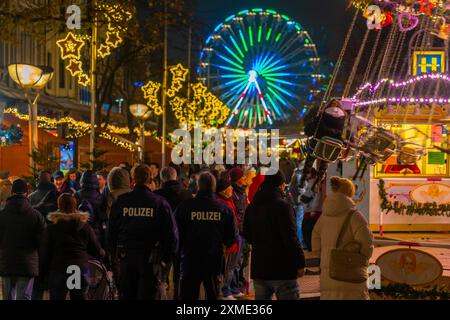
[75,170,107,246]
[312,176,373,300]
[53,170,70,195]
[0,178,46,300]
[243,170,305,300]
[215,176,240,300]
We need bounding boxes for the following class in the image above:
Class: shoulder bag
[329,210,368,283]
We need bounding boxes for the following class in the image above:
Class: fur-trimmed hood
[47,211,89,224]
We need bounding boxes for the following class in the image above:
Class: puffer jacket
[0,195,46,277]
[40,211,104,275]
[312,191,373,300]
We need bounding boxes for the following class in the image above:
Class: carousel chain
[323,8,359,102]
[343,27,370,98]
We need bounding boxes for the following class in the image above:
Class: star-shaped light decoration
[167,89,176,98]
[98,44,112,58]
[170,64,189,81]
[142,81,161,99]
[66,59,82,76]
[56,32,86,60]
[106,30,122,48]
[192,83,207,97]
[78,73,90,86]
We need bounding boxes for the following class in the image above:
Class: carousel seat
[398,145,423,165]
[358,128,396,163]
[312,136,344,163]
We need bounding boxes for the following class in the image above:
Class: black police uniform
[175,190,238,300]
[108,184,178,300]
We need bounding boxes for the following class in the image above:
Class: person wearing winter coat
[155,167,192,212]
[244,171,305,300]
[109,164,178,300]
[53,170,71,195]
[40,193,105,300]
[175,172,238,300]
[66,168,81,193]
[216,176,240,300]
[74,170,107,245]
[29,171,58,221]
[312,177,373,300]
[106,167,132,218]
[0,179,46,300]
[155,166,192,300]
[229,166,249,298]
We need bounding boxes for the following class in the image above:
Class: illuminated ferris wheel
[198,8,321,128]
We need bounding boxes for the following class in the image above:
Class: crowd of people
[0,160,373,300]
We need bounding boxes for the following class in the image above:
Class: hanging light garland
[352,73,450,100]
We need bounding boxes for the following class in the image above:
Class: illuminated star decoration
[141,81,163,115]
[66,59,82,76]
[167,64,189,98]
[56,32,86,59]
[96,2,132,58]
[78,74,90,86]
[98,44,112,58]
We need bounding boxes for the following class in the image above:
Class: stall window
[375,123,448,177]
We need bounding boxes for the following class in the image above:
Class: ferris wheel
[198,8,321,128]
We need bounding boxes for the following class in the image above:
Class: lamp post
[8,63,53,172]
[129,104,151,163]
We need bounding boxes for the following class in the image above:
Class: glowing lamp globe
[129,104,150,120]
[8,64,54,89]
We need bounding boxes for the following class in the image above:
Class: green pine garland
[378,179,450,217]
[373,283,450,300]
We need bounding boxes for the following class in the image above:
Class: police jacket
[108,184,178,265]
[175,190,238,276]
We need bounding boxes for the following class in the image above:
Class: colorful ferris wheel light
[198,8,321,128]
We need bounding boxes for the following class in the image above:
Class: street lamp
[8,63,54,171]
[129,104,151,163]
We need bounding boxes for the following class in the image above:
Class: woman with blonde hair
[312,177,373,300]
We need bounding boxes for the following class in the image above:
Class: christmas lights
[352,73,450,100]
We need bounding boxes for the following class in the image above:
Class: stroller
[87,260,117,300]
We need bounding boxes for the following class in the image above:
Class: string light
[167,64,188,97]
[141,81,163,115]
[352,73,450,100]
[353,96,450,107]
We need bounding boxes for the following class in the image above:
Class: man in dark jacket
[75,170,107,245]
[244,171,305,300]
[155,166,192,300]
[175,172,238,300]
[109,164,178,300]
[156,166,192,212]
[29,171,58,220]
[0,179,46,300]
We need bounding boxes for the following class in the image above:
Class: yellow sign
[413,51,446,76]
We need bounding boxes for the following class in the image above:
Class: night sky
[194,0,356,57]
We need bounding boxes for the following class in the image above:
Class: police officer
[175,172,238,300]
[108,164,178,300]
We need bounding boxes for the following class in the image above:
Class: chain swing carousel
[300,0,450,234]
